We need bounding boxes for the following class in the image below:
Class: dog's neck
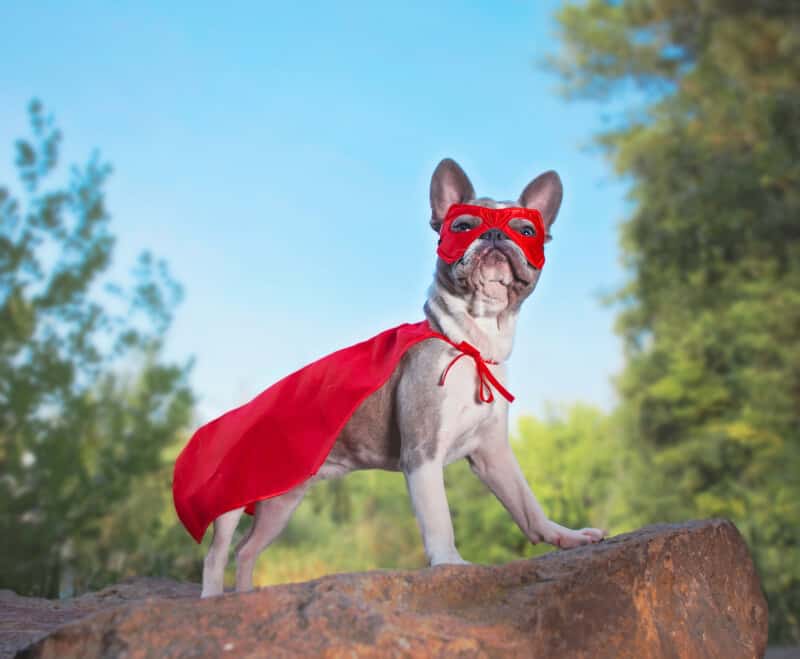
[424,286,518,363]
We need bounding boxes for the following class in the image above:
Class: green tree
[553,0,800,641]
[0,101,195,597]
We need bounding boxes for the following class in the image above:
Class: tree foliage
[553,0,800,641]
[0,102,195,597]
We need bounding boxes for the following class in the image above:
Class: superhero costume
[173,204,542,542]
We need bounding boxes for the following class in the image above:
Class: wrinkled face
[428,159,563,319]
[437,198,544,317]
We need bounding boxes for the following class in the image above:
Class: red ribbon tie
[438,340,515,404]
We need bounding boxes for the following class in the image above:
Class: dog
[198,158,606,597]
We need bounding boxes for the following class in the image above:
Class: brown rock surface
[6,519,767,658]
[0,577,199,659]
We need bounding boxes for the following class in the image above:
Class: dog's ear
[519,170,563,240]
[430,158,475,233]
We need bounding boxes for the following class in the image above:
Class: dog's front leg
[468,439,605,549]
[404,460,469,566]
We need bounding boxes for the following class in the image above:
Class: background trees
[0,102,198,597]
[552,0,800,640]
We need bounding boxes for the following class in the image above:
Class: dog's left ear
[519,170,563,241]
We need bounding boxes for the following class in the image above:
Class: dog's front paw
[540,520,606,549]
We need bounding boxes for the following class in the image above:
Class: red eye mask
[437,203,547,270]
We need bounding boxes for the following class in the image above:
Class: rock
[0,578,199,659]
[8,519,767,658]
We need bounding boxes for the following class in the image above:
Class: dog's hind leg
[234,485,308,593]
[202,507,245,598]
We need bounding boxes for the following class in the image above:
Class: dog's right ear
[519,170,563,240]
[429,158,475,233]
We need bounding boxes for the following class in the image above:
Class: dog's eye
[452,221,474,232]
[518,226,536,237]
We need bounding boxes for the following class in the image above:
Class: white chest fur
[432,350,509,465]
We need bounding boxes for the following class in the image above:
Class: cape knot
[437,340,514,404]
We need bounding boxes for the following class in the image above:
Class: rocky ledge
[3,519,768,658]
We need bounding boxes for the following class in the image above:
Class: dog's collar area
[434,335,514,404]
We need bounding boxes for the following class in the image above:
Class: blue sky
[1,1,628,424]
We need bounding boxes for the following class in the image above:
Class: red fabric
[437,203,546,269]
[173,321,514,543]
[438,341,514,404]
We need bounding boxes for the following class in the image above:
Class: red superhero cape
[173,320,513,543]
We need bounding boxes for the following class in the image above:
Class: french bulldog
[201,158,606,597]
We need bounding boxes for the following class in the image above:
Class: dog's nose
[481,228,506,242]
